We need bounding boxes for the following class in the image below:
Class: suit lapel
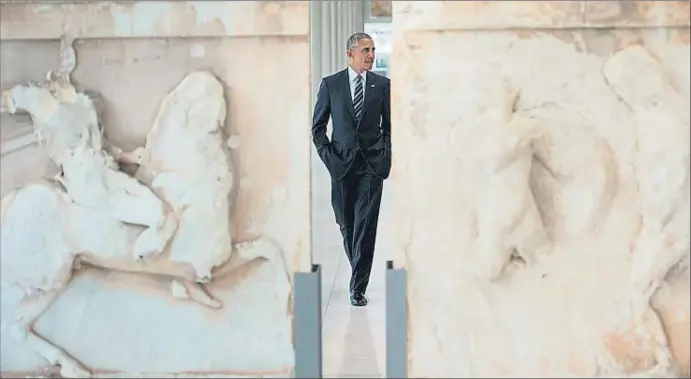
[340,69,356,122]
[362,71,379,119]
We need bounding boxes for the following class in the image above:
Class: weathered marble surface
[390,1,690,377]
[0,1,311,377]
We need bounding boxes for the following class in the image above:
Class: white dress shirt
[347,66,367,102]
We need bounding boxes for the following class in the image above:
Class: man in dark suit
[312,32,391,307]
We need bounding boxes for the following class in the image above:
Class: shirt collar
[348,66,366,82]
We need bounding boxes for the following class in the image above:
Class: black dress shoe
[350,291,368,307]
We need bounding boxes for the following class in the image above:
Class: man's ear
[346,49,352,59]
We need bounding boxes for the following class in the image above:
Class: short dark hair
[346,32,373,51]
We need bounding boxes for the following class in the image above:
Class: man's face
[348,38,375,73]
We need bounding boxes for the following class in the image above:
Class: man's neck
[349,65,366,75]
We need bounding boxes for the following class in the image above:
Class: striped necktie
[353,75,364,121]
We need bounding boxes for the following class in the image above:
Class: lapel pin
[371,84,375,87]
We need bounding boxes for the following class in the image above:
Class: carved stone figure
[1,70,177,262]
[0,70,286,378]
[111,71,234,284]
[465,78,550,281]
[603,45,691,376]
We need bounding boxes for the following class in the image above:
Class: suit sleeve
[382,80,391,149]
[312,79,331,148]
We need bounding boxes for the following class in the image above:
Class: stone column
[390,1,690,377]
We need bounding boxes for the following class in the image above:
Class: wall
[390,1,690,377]
[0,1,311,377]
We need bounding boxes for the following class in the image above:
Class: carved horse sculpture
[603,45,690,376]
[1,71,177,262]
[0,71,287,378]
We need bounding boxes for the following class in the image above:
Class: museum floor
[312,154,391,378]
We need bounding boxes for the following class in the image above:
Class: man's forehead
[356,38,375,49]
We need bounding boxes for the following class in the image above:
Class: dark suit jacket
[312,69,391,181]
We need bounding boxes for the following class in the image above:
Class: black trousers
[330,152,383,294]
